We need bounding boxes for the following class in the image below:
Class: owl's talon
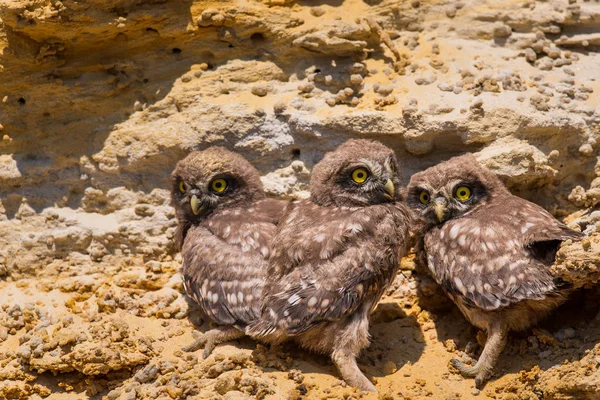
[182,331,207,352]
[450,358,477,377]
[202,340,216,359]
[475,375,485,389]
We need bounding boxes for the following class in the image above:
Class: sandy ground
[0,253,598,400]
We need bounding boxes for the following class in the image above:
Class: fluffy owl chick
[247,139,412,392]
[406,153,583,387]
[171,147,287,358]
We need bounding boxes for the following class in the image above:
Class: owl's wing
[181,225,267,328]
[248,204,410,337]
[427,197,583,311]
[520,202,584,265]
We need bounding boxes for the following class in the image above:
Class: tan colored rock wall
[0,0,599,399]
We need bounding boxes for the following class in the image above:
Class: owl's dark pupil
[424,195,429,200]
[357,173,364,178]
[216,182,222,188]
[460,191,466,196]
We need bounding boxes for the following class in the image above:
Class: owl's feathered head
[310,139,402,207]
[170,147,265,247]
[406,153,509,229]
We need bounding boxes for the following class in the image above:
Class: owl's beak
[384,179,395,200]
[433,198,448,223]
[190,195,204,215]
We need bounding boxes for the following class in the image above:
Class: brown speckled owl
[406,153,583,387]
[171,147,287,358]
[247,139,412,392]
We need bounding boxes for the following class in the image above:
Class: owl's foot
[182,331,207,353]
[450,359,491,388]
[332,350,377,392]
[450,322,508,389]
[183,327,245,359]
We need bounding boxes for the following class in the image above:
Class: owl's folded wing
[435,200,583,311]
[521,205,584,265]
[247,243,397,336]
[181,226,266,328]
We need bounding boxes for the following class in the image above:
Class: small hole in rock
[206,63,214,70]
[250,33,266,44]
[291,149,301,159]
[146,27,158,33]
[172,48,182,54]
[143,78,149,84]
[314,68,321,73]
[228,44,234,48]
[18,98,26,105]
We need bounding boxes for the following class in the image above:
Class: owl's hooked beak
[190,195,205,215]
[432,197,448,223]
[384,179,395,200]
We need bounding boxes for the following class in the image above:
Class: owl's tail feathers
[245,319,278,338]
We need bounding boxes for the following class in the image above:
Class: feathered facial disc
[170,147,264,223]
[310,139,402,207]
[406,153,508,228]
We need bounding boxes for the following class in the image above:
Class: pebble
[350,74,363,85]
[273,101,287,114]
[579,143,594,156]
[493,23,512,38]
[437,82,453,92]
[251,84,269,97]
[297,82,314,93]
[415,75,437,85]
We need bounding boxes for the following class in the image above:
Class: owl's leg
[450,322,508,388]
[183,326,244,359]
[330,312,377,392]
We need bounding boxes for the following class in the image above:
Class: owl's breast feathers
[424,195,583,311]
[246,200,411,337]
[180,198,287,329]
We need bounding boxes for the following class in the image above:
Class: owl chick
[171,147,287,358]
[247,139,411,392]
[406,153,583,387]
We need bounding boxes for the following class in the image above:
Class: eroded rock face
[0,0,598,398]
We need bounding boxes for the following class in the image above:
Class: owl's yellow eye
[179,181,186,193]
[419,191,430,204]
[455,186,471,201]
[351,168,369,184]
[211,178,228,193]
[390,160,396,174]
